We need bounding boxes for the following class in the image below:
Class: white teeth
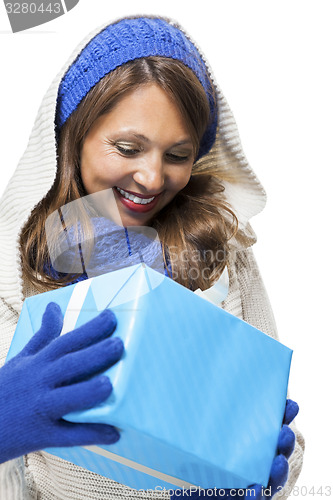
[116,187,155,205]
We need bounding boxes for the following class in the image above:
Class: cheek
[80,160,99,193]
[80,150,125,187]
[173,165,193,191]
[80,145,95,184]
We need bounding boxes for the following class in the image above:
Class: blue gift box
[6,263,292,490]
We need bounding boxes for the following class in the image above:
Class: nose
[132,153,165,194]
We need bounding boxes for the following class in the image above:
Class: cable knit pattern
[0,458,32,500]
[0,14,303,499]
[45,217,167,279]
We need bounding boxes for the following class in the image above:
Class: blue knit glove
[257,399,298,499]
[170,399,298,500]
[0,302,124,464]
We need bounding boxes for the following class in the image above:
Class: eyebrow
[120,131,193,148]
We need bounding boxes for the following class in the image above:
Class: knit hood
[0,14,267,313]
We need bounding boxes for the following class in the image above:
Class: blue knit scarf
[44,217,170,285]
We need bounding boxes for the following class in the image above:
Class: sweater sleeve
[0,297,34,500]
[0,297,19,369]
[232,247,305,499]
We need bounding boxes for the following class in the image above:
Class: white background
[0,0,332,495]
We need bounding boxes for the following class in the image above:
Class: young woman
[0,16,304,500]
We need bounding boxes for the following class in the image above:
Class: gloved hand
[255,398,299,499]
[0,302,124,464]
[170,399,299,500]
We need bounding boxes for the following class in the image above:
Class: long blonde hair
[19,57,238,292]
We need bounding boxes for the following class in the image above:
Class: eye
[107,140,142,156]
[116,144,141,156]
[166,152,191,163]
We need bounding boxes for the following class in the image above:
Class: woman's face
[80,83,195,226]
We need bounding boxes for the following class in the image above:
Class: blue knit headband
[56,17,217,160]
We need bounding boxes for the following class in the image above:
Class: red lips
[113,187,162,213]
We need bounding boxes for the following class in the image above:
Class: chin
[120,214,153,227]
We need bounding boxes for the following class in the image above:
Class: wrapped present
[6,263,292,490]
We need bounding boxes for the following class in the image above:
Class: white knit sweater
[0,15,304,500]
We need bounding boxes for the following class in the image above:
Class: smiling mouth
[113,186,162,214]
[115,187,158,205]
